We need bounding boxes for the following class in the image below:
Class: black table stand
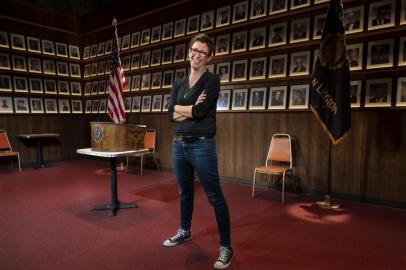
[92,157,137,216]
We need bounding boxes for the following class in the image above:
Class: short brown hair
[188,33,214,57]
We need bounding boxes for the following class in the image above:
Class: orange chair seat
[255,165,290,174]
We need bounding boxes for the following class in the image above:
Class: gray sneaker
[162,229,191,247]
[214,246,234,269]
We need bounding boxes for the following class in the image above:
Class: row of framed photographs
[0,54,81,77]
[81,0,406,60]
[0,97,83,114]
[0,75,82,95]
[0,31,80,59]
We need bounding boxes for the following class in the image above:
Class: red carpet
[0,160,405,270]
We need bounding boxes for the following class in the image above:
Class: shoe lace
[218,246,232,262]
[171,229,187,241]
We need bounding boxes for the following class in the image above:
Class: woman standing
[164,33,233,270]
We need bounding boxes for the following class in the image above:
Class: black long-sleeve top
[168,71,220,136]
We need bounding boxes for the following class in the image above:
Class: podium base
[316,195,340,209]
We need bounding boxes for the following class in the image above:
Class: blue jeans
[172,137,231,247]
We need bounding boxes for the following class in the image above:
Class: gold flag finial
[112,18,117,28]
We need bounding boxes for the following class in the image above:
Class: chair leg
[152,154,160,171]
[126,156,129,173]
[282,171,286,203]
[17,153,21,172]
[140,154,144,176]
[252,170,257,198]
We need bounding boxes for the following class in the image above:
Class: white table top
[77,148,149,158]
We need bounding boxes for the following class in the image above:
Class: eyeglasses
[189,48,209,58]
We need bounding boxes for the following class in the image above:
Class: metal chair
[126,128,160,175]
[0,129,21,171]
[252,133,293,203]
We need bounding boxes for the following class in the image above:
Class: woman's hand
[195,91,206,105]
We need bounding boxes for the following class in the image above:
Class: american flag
[107,38,126,123]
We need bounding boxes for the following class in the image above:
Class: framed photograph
[347,43,363,71]
[151,95,163,112]
[217,62,230,82]
[269,0,288,15]
[173,44,186,63]
[140,51,151,68]
[0,97,13,113]
[13,77,28,92]
[368,0,395,30]
[95,42,104,56]
[232,31,247,53]
[124,97,132,112]
[162,93,171,112]
[250,57,267,80]
[57,80,70,95]
[401,0,406,25]
[131,96,141,112]
[70,63,81,77]
[26,59,40,74]
[162,70,173,88]
[268,86,287,109]
[14,97,29,113]
[217,90,231,111]
[269,22,287,47]
[44,79,57,94]
[206,64,214,73]
[249,27,266,51]
[69,45,80,59]
[269,54,287,78]
[175,68,186,81]
[201,11,214,31]
[98,80,106,94]
[131,32,140,48]
[151,72,162,89]
[140,29,151,46]
[29,78,43,93]
[187,15,200,34]
[122,56,131,71]
[289,84,309,109]
[290,0,310,10]
[97,61,106,75]
[91,99,100,113]
[10,33,25,50]
[232,60,248,81]
[350,80,362,108]
[290,17,310,43]
[99,99,107,113]
[131,54,140,70]
[56,61,69,76]
[313,14,326,40]
[70,81,82,96]
[121,34,130,50]
[141,73,151,90]
[84,82,91,95]
[45,99,58,113]
[91,81,99,96]
[232,1,248,24]
[0,53,10,70]
[365,78,392,107]
[174,19,186,37]
[343,6,364,34]
[151,26,161,43]
[56,42,68,57]
[0,75,12,92]
[231,88,248,110]
[84,64,91,77]
[30,98,44,114]
[84,100,92,113]
[123,76,130,92]
[162,46,173,64]
[12,55,26,71]
[216,5,231,28]
[162,23,173,40]
[27,37,41,53]
[314,0,328,3]
[141,95,152,112]
[215,34,230,55]
[42,40,54,55]
[71,100,83,113]
[89,44,97,58]
[289,51,310,76]
[250,0,267,19]
[0,31,9,48]
[83,46,90,59]
[249,87,267,109]
[398,37,406,66]
[151,49,161,67]
[131,75,141,91]
[105,40,112,54]
[57,99,70,113]
[105,59,112,73]
[396,77,406,106]
[367,39,394,69]
[43,60,55,75]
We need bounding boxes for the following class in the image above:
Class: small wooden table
[17,133,60,168]
[77,147,149,216]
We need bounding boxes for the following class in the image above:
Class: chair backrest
[0,129,12,152]
[266,133,292,168]
[144,129,156,152]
